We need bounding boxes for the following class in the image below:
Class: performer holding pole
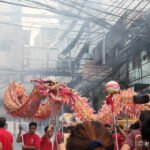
[16,122,40,150]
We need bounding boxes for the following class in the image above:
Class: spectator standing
[0,117,13,150]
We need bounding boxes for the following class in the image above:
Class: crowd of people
[0,110,150,150]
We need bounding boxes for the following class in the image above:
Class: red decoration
[106,94,114,112]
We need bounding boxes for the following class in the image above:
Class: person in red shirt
[0,117,13,150]
[113,125,126,150]
[17,122,40,150]
[40,122,62,150]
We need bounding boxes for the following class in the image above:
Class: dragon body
[4,80,150,122]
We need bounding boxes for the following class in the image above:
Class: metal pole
[61,104,64,136]
[113,113,119,150]
[112,95,119,150]
[14,119,16,140]
[126,110,129,132]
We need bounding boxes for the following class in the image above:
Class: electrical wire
[0,0,42,9]
[61,0,138,22]
[81,0,145,13]
[58,0,131,42]
[83,1,150,46]
[0,0,92,26]
[21,0,110,28]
